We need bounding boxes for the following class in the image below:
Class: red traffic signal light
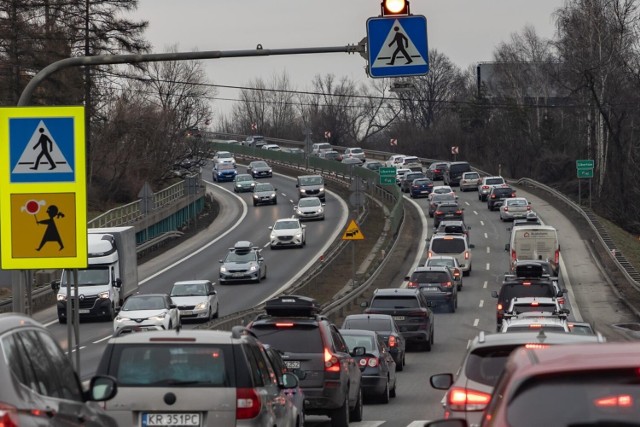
[381,0,410,16]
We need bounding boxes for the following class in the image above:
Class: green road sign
[576,159,594,169]
[577,168,594,178]
[379,167,396,185]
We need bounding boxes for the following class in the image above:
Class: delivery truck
[55,226,139,323]
[505,225,560,275]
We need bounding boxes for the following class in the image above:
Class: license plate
[143,413,200,426]
[284,360,300,369]
[78,309,90,314]
[181,311,193,316]
[423,287,440,292]
[232,273,245,278]
[421,190,429,193]
[393,316,405,321]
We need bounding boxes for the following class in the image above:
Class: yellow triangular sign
[342,219,364,240]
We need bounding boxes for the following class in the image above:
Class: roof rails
[264,295,321,317]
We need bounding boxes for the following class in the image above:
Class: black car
[426,162,449,180]
[491,278,563,330]
[428,193,457,218]
[443,161,471,187]
[339,329,397,403]
[405,266,458,313]
[247,160,273,178]
[248,295,364,425]
[487,185,516,211]
[341,313,406,371]
[400,172,426,193]
[433,202,464,228]
[363,288,435,351]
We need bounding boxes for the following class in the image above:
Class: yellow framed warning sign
[0,106,87,269]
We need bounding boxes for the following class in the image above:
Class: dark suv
[491,278,563,330]
[426,162,449,181]
[363,288,435,351]
[443,161,471,186]
[487,185,516,211]
[248,295,364,427]
[405,266,458,313]
[433,202,464,228]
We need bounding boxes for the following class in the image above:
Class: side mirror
[50,280,60,293]
[507,227,512,231]
[430,373,454,390]
[296,184,299,187]
[562,308,570,315]
[268,226,273,230]
[219,259,223,263]
[88,375,118,402]
[504,243,510,251]
[170,304,177,309]
[114,278,122,288]
[491,290,499,298]
[322,203,326,206]
[275,188,278,191]
[293,206,298,210]
[281,372,299,389]
[302,225,306,229]
[351,346,366,357]
[469,244,475,249]
[404,276,411,280]
[210,290,217,295]
[360,301,369,308]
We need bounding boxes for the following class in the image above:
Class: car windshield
[218,164,234,170]
[413,179,431,185]
[122,296,165,311]
[506,370,640,426]
[511,303,558,313]
[366,162,382,170]
[171,283,207,297]
[403,157,419,163]
[299,176,323,185]
[370,296,420,309]
[437,205,460,213]
[236,175,252,182]
[350,148,364,154]
[432,194,456,203]
[431,238,466,253]
[298,198,321,207]
[508,199,528,206]
[251,324,323,353]
[252,162,268,168]
[217,152,232,158]
[464,173,479,179]
[493,188,513,196]
[255,184,274,192]
[274,220,300,230]
[505,325,567,333]
[343,318,392,332]
[342,335,375,352]
[60,267,109,286]
[225,251,257,263]
[113,345,231,387]
[500,283,555,299]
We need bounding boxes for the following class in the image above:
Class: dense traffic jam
[1,145,638,427]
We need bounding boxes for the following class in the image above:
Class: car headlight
[318,207,324,213]
[319,186,325,191]
[98,291,110,299]
[295,208,302,214]
[268,169,272,173]
[270,233,276,239]
[253,194,259,199]
[250,265,258,272]
[220,266,227,273]
[114,315,124,322]
[300,189,306,193]
[151,312,167,321]
[236,183,241,187]
[195,302,207,310]
[250,182,255,186]
[295,233,302,238]
[57,293,67,302]
[270,193,275,198]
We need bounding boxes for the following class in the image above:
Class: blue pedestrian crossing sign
[367,15,429,78]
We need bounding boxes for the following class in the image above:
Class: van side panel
[509,226,559,273]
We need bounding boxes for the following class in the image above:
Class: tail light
[595,395,633,408]
[455,210,462,215]
[464,251,470,260]
[427,251,433,258]
[276,322,294,327]
[522,281,531,286]
[442,281,452,288]
[409,308,430,318]
[435,211,443,215]
[511,192,516,197]
[558,296,565,305]
[359,357,379,368]
[448,387,491,411]
[388,335,397,347]
[528,324,542,328]
[526,205,531,211]
[511,250,517,263]
[0,403,19,427]
[490,194,496,199]
[554,249,560,264]
[482,185,489,190]
[497,303,503,310]
[407,281,418,288]
[503,207,509,212]
[435,169,440,173]
[525,343,550,349]
[236,388,261,419]
[453,269,461,278]
[324,348,341,372]
[530,301,539,306]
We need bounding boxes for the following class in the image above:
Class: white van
[311,142,332,156]
[506,225,560,275]
[428,235,473,276]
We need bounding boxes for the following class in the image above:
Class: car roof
[107,329,240,345]
[412,266,451,273]
[127,293,168,299]
[470,330,604,349]
[431,234,466,241]
[373,288,420,296]
[0,313,44,334]
[173,280,211,286]
[338,329,378,337]
[344,313,395,320]
[298,174,322,179]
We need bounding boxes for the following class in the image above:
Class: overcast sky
[131,0,565,118]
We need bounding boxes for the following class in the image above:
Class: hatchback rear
[406,267,458,312]
[428,235,472,276]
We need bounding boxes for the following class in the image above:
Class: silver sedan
[294,196,325,221]
[499,197,531,221]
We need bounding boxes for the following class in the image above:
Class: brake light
[0,403,19,427]
[407,281,418,288]
[490,194,496,199]
[435,211,443,215]
[427,251,433,258]
[497,303,503,310]
[324,348,341,372]
[455,210,462,214]
[511,250,517,263]
[504,207,509,212]
[448,387,491,411]
[530,301,539,306]
[522,281,531,286]
[526,205,531,211]
[482,185,489,190]
[359,357,379,368]
[442,281,452,288]
[555,249,560,264]
[408,309,429,318]
[558,296,565,305]
[236,388,261,419]
[453,269,461,277]
[595,395,633,408]
[276,322,294,327]
[511,192,516,197]
[388,335,397,347]
[464,251,470,260]
[528,324,542,328]
[525,343,550,349]
[435,169,440,173]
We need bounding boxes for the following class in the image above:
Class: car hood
[271,228,300,237]
[222,261,255,269]
[118,308,167,319]
[297,205,322,213]
[170,296,208,305]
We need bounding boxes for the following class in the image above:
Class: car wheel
[457,283,462,291]
[396,356,404,371]
[255,273,261,284]
[331,396,349,427]
[168,321,173,330]
[390,378,397,398]
[379,381,390,404]
[349,388,363,422]
[58,316,67,324]
[253,201,257,206]
[273,198,277,205]
[104,303,115,321]
[425,331,433,352]
[213,304,219,319]
[450,298,456,313]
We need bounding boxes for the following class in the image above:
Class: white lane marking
[464,201,470,206]
[486,263,490,270]
[43,319,59,327]
[466,339,471,349]
[281,192,287,197]
[140,182,248,284]
[65,346,86,354]
[289,199,294,204]
[402,197,431,288]
[479,300,484,308]
[483,281,488,289]
[93,335,113,344]
[406,422,432,427]
[480,220,485,226]
[349,422,386,427]
[484,232,488,239]
[473,318,479,327]
[486,246,491,254]
[263,242,270,248]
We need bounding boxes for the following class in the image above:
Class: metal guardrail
[516,178,640,293]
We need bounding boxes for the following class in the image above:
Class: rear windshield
[463,172,479,179]
[492,188,514,196]
[431,238,466,254]
[370,296,420,309]
[499,283,554,300]
[511,303,558,313]
[505,325,567,333]
[465,345,519,386]
[250,324,323,353]
[507,369,640,426]
[437,205,460,213]
[109,344,233,387]
[426,258,455,268]
[342,335,376,352]
[411,271,450,283]
[449,163,471,173]
[486,178,504,185]
[343,318,392,332]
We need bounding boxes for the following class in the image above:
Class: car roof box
[265,295,321,317]
[515,263,544,278]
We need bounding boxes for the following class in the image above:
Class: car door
[331,326,360,403]
[376,335,396,385]
[206,281,218,313]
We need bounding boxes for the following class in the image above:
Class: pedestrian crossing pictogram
[371,20,427,69]
[10,117,75,183]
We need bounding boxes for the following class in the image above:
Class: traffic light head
[381,0,410,16]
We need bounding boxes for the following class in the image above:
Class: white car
[169,280,219,322]
[212,150,236,167]
[459,171,481,191]
[500,197,531,221]
[113,293,180,334]
[428,185,456,201]
[343,147,366,162]
[395,168,412,185]
[269,218,306,249]
[386,154,406,167]
[261,144,281,151]
[294,196,325,221]
[478,176,505,201]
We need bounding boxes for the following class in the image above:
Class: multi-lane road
[29,161,639,426]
